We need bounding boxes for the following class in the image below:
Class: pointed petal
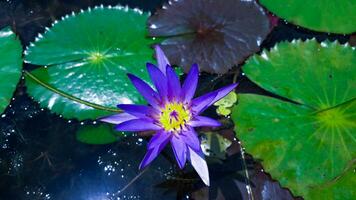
[166,66,181,101]
[155,45,170,75]
[171,135,187,169]
[188,147,210,186]
[127,73,160,108]
[147,130,171,150]
[191,83,237,114]
[117,104,157,119]
[115,119,162,132]
[139,131,171,169]
[139,148,157,169]
[182,64,199,102]
[180,128,200,152]
[209,83,238,106]
[191,92,217,114]
[189,116,221,127]
[147,63,168,101]
[99,113,136,124]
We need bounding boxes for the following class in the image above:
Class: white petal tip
[188,147,210,186]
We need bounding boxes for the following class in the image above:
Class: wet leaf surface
[24,6,155,120]
[0,27,22,115]
[232,40,356,199]
[148,0,270,74]
[260,0,356,34]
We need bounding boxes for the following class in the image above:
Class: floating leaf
[148,0,270,74]
[24,6,155,120]
[214,91,238,116]
[0,27,22,115]
[232,40,356,199]
[76,124,124,145]
[260,0,356,34]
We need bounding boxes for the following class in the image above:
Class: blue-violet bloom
[100,46,237,186]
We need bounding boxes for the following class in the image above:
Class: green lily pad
[76,124,124,145]
[24,6,155,120]
[260,0,356,34]
[232,40,355,199]
[0,27,22,115]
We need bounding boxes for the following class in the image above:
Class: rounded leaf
[0,27,22,115]
[232,40,356,199]
[24,6,155,120]
[148,0,270,74]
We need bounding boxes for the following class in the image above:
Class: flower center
[159,102,190,132]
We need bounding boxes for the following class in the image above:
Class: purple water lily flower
[100,46,237,186]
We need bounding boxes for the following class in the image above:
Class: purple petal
[117,104,157,119]
[191,91,217,114]
[182,64,199,102]
[188,147,210,186]
[191,83,238,114]
[155,45,170,75]
[171,135,187,169]
[180,128,201,152]
[189,116,221,127]
[139,131,171,169]
[127,73,160,108]
[115,119,162,132]
[208,83,238,106]
[139,148,157,169]
[167,65,182,101]
[147,131,172,150]
[99,113,137,124]
[147,63,168,102]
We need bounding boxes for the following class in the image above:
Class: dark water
[0,0,350,200]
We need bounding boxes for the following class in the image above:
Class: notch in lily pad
[24,6,156,120]
[232,39,355,199]
[148,0,270,74]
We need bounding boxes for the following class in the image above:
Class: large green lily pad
[232,40,355,199]
[0,27,22,115]
[260,0,356,34]
[24,6,155,120]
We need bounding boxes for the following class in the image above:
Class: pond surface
[0,0,350,200]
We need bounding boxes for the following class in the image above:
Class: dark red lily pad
[148,0,270,74]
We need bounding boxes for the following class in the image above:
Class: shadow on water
[0,0,349,200]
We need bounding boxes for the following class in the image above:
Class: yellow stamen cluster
[159,102,190,132]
